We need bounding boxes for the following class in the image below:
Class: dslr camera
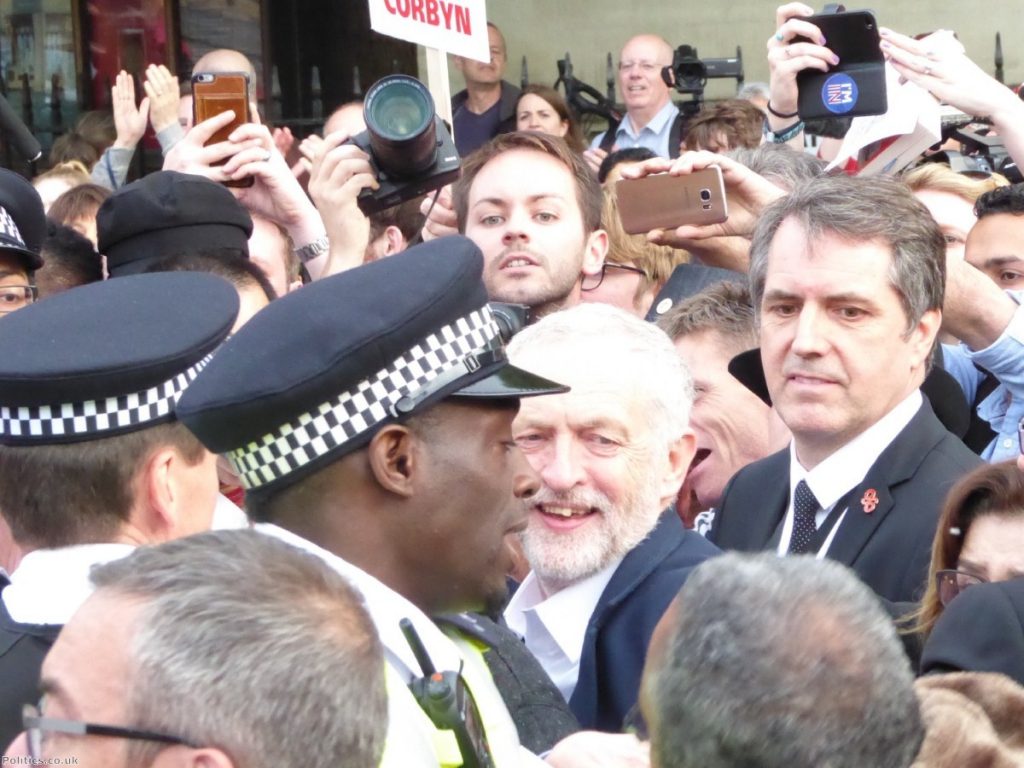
[350,75,461,215]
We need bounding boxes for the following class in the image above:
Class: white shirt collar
[254,523,463,680]
[3,543,136,625]
[504,559,621,700]
[789,389,923,509]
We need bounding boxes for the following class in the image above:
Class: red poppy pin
[861,489,879,514]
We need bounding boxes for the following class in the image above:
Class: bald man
[585,35,680,172]
[193,48,258,102]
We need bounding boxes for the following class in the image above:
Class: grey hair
[656,280,757,353]
[90,529,387,768]
[736,81,770,101]
[509,303,692,444]
[646,552,923,768]
[727,143,825,191]
[749,175,946,332]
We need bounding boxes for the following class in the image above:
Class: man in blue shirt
[584,35,679,174]
[942,184,1024,463]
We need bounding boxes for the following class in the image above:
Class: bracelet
[766,101,799,119]
[763,118,805,144]
[294,234,330,264]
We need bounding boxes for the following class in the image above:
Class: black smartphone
[795,10,887,121]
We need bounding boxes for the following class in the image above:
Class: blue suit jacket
[568,512,720,731]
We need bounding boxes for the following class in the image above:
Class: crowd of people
[1,1,1024,766]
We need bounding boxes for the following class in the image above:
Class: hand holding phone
[615,167,728,235]
[794,10,887,120]
[192,71,254,187]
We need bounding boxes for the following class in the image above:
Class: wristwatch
[294,235,330,264]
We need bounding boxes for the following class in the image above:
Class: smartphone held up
[615,167,729,235]
[192,71,254,188]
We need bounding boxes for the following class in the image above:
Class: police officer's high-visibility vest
[378,630,525,767]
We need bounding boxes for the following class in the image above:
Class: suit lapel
[826,402,946,567]
[747,449,790,549]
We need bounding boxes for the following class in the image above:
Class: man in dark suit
[709,176,981,604]
[504,303,720,732]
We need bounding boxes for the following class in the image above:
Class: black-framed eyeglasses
[23,703,199,760]
[935,568,987,607]
[0,284,37,313]
[1017,415,1024,454]
[581,263,648,292]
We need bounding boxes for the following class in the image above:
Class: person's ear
[383,225,406,256]
[135,446,180,540]
[135,445,215,542]
[659,429,696,509]
[153,746,235,768]
[581,229,608,278]
[367,424,417,498]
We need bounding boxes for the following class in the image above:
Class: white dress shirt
[3,543,135,625]
[778,390,923,557]
[504,559,622,702]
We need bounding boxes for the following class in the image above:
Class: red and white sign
[369,0,489,62]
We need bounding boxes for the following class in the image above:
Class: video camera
[662,45,745,117]
[918,105,1022,183]
[349,75,461,215]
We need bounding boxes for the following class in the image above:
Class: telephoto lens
[363,75,439,177]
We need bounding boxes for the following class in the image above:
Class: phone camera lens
[700,188,711,202]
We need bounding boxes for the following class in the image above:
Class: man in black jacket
[451,22,520,156]
[709,176,981,603]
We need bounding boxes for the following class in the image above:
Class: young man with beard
[504,303,721,732]
[453,131,607,321]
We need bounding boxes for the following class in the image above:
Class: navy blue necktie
[790,480,820,555]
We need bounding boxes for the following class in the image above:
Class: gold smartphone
[615,167,728,235]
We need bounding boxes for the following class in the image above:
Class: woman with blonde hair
[902,163,1008,259]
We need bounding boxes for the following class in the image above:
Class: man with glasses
[6,529,388,768]
[0,273,238,751]
[583,35,681,174]
[0,170,47,318]
[453,131,606,323]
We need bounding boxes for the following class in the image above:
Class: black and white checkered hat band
[0,354,213,442]
[229,307,503,490]
[0,207,25,248]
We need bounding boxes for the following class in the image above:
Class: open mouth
[535,503,598,530]
[499,253,539,270]
[689,448,711,471]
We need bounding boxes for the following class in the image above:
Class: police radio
[400,618,496,768]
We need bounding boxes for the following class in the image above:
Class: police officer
[178,236,646,766]
[0,272,238,750]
